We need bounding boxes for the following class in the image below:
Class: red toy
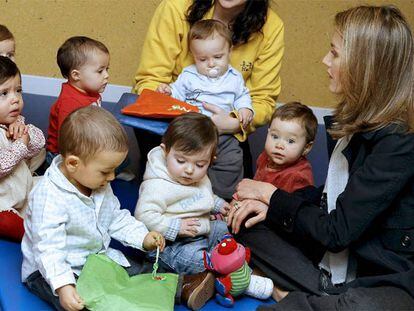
[203,234,253,307]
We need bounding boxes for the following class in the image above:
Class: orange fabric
[121,89,199,118]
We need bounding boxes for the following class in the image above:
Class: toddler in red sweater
[46,36,109,164]
[253,102,318,192]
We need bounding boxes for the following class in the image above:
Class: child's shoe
[245,275,274,299]
[181,271,215,310]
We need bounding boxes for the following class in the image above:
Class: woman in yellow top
[133,0,284,196]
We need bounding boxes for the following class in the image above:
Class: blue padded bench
[21,91,329,185]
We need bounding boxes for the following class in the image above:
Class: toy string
[152,246,166,281]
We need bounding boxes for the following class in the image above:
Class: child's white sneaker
[245,275,274,299]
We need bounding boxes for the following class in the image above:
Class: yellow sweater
[133,0,284,141]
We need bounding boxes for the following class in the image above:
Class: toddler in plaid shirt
[22,106,165,311]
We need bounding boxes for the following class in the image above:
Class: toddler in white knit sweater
[135,112,230,274]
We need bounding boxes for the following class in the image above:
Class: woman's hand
[219,201,231,216]
[227,199,269,234]
[202,102,240,135]
[234,178,277,204]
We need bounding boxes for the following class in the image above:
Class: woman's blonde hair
[329,5,414,138]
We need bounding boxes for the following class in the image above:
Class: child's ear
[160,143,167,154]
[210,155,217,166]
[64,155,81,173]
[70,69,81,82]
[302,141,314,156]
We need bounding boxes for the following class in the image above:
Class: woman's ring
[234,202,239,211]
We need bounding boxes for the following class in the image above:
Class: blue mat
[0,179,275,311]
[0,239,52,311]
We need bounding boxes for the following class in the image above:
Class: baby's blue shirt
[170,65,253,116]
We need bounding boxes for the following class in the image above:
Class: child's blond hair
[188,19,232,49]
[59,106,128,162]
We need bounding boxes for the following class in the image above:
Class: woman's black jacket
[266,118,414,297]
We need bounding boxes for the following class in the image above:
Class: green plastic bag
[77,254,178,311]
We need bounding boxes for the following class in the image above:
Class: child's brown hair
[57,36,109,79]
[0,25,14,42]
[59,106,128,163]
[271,102,318,143]
[162,112,219,162]
[188,19,232,49]
[0,56,20,85]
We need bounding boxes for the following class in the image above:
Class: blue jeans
[149,220,229,274]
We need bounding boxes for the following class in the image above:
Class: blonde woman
[229,5,414,310]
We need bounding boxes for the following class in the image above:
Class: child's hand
[220,202,231,216]
[143,231,166,251]
[7,122,28,140]
[56,284,84,311]
[238,108,254,129]
[179,218,200,237]
[156,83,172,95]
[21,132,30,146]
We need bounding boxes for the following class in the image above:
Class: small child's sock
[0,210,24,242]
[245,275,274,300]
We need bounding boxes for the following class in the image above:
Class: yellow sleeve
[132,0,188,94]
[235,15,285,142]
